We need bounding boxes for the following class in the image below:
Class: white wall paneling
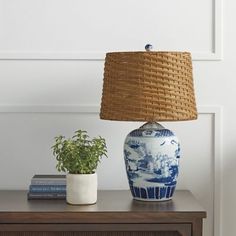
[199,106,222,236]
[0,0,230,234]
[165,106,221,236]
[167,106,221,236]
[0,0,222,61]
[0,106,221,236]
[212,0,223,60]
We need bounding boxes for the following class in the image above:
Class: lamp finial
[145,44,153,51]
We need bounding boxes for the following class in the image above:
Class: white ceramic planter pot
[66,173,97,205]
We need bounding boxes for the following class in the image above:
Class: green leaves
[52,130,108,174]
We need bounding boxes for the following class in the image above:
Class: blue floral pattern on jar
[124,122,180,201]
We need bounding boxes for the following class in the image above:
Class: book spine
[29,185,66,193]
[33,175,66,179]
[31,180,66,185]
[32,178,66,181]
[27,192,66,200]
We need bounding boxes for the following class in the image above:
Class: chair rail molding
[0,0,222,61]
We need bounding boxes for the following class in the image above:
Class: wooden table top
[0,190,205,216]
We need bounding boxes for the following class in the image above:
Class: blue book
[27,192,66,200]
[29,185,66,193]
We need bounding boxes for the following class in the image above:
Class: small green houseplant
[52,130,107,205]
[52,130,107,174]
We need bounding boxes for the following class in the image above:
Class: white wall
[0,0,234,236]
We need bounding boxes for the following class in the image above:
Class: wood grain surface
[0,190,206,236]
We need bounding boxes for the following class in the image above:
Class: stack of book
[28,175,66,200]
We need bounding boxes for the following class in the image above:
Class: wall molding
[0,104,222,236]
[199,106,222,236]
[212,0,223,60]
[0,0,222,61]
[0,105,100,113]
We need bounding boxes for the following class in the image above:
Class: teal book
[29,185,66,193]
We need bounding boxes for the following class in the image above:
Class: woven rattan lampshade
[100,51,197,122]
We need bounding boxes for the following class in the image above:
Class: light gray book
[31,175,66,185]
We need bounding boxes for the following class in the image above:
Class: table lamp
[100,45,197,201]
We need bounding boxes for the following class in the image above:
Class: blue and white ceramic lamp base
[124,122,180,201]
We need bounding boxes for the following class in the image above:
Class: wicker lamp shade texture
[100,51,197,122]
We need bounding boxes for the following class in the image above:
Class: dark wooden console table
[0,190,206,236]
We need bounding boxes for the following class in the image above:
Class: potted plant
[52,130,107,205]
